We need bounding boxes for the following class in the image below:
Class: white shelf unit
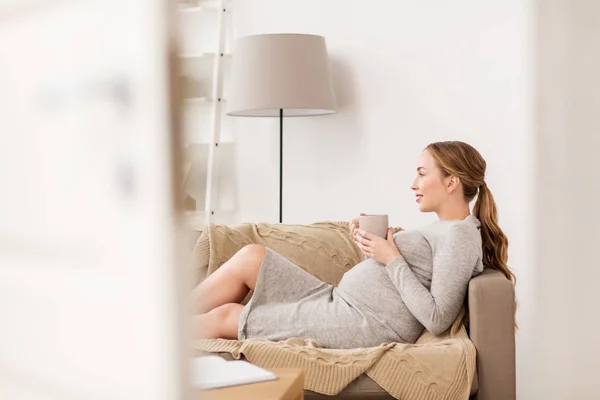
[179,1,219,12]
[184,97,211,105]
[182,209,236,231]
[179,52,232,59]
[178,0,236,230]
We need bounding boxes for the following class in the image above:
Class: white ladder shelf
[204,0,228,227]
[178,0,234,230]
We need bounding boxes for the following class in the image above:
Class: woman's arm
[385,224,480,335]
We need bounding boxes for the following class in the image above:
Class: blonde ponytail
[474,183,518,328]
[473,183,515,284]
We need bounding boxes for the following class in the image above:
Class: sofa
[192,223,516,400]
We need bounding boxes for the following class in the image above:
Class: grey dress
[238,216,484,349]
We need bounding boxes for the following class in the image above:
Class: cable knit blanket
[192,221,476,399]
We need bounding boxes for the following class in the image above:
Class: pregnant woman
[193,141,516,349]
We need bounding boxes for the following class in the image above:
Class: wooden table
[199,368,305,400]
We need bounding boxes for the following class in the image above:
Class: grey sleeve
[385,224,480,335]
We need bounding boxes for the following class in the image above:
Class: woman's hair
[425,141,517,286]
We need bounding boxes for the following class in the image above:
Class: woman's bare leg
[194,303,245,339]
[193,244,266,314]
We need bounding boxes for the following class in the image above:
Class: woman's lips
[416,194,423,203]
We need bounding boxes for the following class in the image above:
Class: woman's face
[411,151,449,213]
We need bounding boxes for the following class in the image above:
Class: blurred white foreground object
[0,1,190,399]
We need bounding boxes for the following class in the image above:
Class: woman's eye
[418,173,425,177]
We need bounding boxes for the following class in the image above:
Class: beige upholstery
[468,269,516,400]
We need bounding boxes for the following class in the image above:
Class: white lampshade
[227,33,337,117]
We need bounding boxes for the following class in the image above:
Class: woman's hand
[349,213,367,237]
[354,228,401,265]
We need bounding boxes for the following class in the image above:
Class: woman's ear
[446,175,461,193]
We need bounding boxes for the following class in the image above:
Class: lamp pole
[279,108,283,223]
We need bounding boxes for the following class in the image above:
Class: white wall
[229,0,535,398]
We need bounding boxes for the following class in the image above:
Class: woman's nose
[411,181,418,191]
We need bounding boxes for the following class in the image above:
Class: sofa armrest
[468,269,516,400]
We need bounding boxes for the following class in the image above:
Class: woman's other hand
[354,228,401,265]
[349,213,367,238]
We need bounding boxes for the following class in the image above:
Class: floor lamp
[226,34,337,223]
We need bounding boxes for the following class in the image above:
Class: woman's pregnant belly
[335,258,423,342]
[337,259,405,320]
